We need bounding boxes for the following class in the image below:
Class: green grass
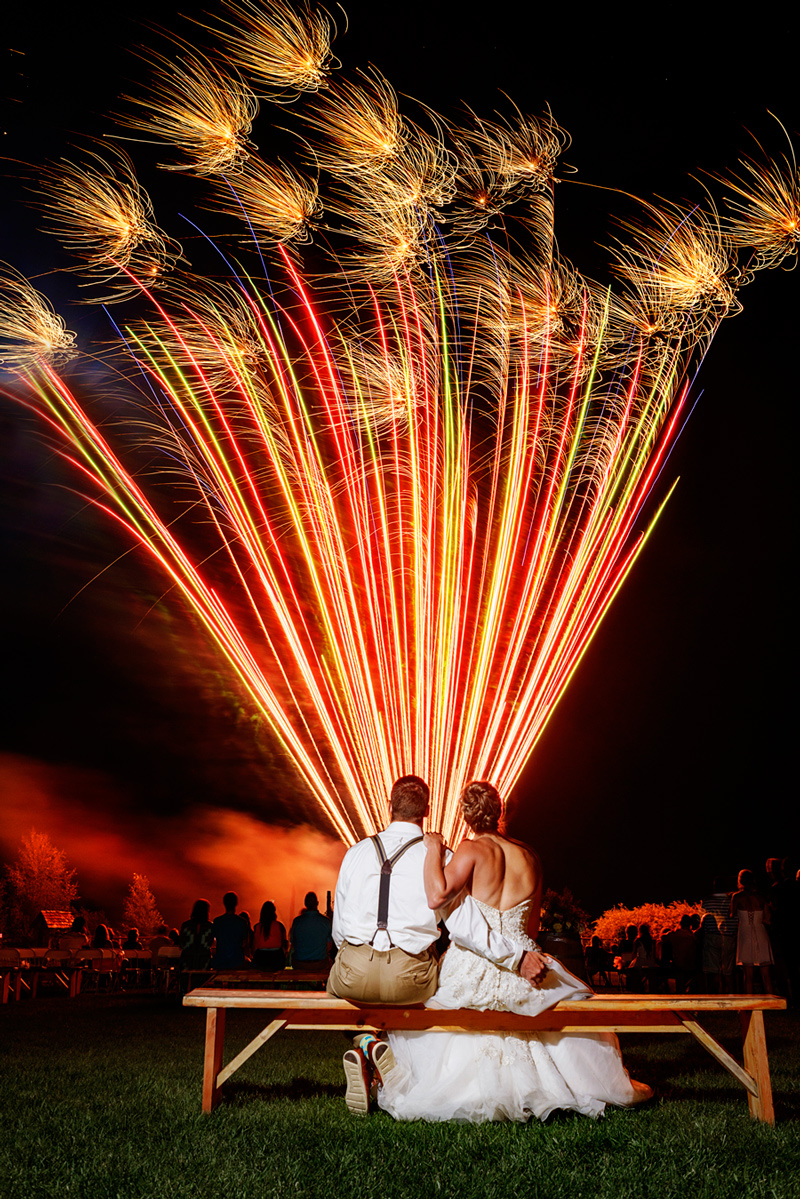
[1,994,798,1199]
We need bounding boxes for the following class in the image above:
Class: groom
[327,775,548,1108]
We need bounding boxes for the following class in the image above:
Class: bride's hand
[423,831,445,853]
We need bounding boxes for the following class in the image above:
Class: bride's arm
[423,834,477,909]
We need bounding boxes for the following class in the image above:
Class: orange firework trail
[2,4,797,845]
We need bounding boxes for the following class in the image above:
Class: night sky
[1,2,796,927]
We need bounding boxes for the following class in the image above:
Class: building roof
[36,911,75,930]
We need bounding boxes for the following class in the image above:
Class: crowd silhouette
[3,857,795,1004]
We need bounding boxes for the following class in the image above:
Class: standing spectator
[212,892,250,970]
[179,900,215,972]
[585,935,611,989]
[252,901,287,971]
[664,916,698,994]
[614,924,638,990]
[290,892,333,972]
[731,870,773,994]
[700,878,736,993]
[628,924,660,992]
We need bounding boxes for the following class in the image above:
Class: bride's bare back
[468,834,541,913]
[425,827,543,941]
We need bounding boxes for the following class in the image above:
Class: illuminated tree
[5,829,79,936]
[122,873,164,939]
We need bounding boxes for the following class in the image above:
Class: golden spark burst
[36,148,179,301]
[0,266,76,369]
[213,155,321,245]
[302,71,406,176]
[340,341,425,435]
[318,121,455,281]
[464,103,570,197]
[719,134,800,270]
[610,202,742,331]
[446,134,511,240]
[116,51,257,175]
[212,0,334,99]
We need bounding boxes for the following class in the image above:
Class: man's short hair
[304,892,318,909]
[459,781,503,833]
[223,891,238,912]
[390,775,430,821]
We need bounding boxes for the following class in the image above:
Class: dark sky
[1,2,796,923]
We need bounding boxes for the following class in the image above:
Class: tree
[6,830,79,935]
[122,873,164,939]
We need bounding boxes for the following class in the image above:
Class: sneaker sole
[342,1049,370,1114]
[371,1041,397,1086]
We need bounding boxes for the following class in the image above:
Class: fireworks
[1,3,797,845]
[717,121,800,270]
[208,0,334,99]
[116,50,258,175]
[35,148,180,301]
[0,266,76,369]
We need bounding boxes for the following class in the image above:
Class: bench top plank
[183,988,786,1013]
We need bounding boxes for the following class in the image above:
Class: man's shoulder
[341,835,379,861]
[341,829,395,859]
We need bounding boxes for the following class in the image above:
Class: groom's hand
[519,950,549,987]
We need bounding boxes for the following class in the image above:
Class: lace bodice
[429,894,590,1015]
[471,896,537,948]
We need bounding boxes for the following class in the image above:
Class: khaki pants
[327,941,438,1004]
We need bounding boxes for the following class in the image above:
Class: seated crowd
[177,891,333,976]
[32,892,333,987]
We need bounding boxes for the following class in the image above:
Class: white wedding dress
[377,897,653,1122]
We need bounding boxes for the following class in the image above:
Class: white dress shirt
[331,821,524,971]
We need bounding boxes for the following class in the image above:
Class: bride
[375,781,652,1122]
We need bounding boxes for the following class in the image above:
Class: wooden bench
[183,989,786,1123]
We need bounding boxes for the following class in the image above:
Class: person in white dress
[375,781,653,1122]
[730,869,773,995]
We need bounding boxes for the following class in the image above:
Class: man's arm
[443,894,549,985]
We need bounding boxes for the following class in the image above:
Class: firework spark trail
[2,2,797,845]
[0,243,775,844]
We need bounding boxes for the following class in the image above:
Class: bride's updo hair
[459,781,502,833]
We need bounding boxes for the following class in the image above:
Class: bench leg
[740,1010,775,1125]
[202,1007,226,1113]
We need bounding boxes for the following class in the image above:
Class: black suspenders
[369,834,423,947]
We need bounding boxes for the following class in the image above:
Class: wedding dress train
[377,897,652,1122]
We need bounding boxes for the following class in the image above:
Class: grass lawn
[1,993,798,1199]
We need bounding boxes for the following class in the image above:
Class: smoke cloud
[0,753,346,929]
